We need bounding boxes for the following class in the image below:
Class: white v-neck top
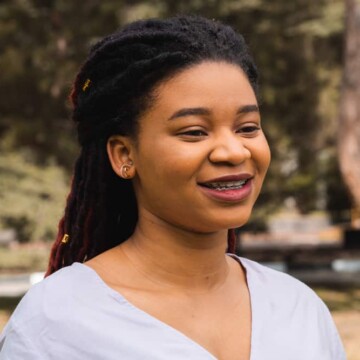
[0,256,346,359]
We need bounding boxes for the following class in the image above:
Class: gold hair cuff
[61,234,70,244]
[82,79,91,92]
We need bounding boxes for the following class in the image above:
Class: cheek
[134,140,192,194]
[253,137,271,173]
[138,134,206,180]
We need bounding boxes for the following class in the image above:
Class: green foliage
[288,2,344,38]
[0,0,126,168]
[0,152,69,242]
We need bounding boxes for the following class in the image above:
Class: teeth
[206,180,247,190]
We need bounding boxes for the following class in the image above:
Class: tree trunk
[338,0,360,228]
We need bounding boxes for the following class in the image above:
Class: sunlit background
[0,1,359,358]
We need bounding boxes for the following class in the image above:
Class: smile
[198,176,253,202]
[202,180,248,191]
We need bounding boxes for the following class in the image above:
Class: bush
[0,152,69,242]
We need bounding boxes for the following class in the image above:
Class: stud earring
[121,161,133,179]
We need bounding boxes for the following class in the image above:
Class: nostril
[208,142,251,164]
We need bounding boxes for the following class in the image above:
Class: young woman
[0,16,345,359]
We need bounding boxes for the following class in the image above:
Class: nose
[208,130,251,165]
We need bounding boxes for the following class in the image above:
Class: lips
[198,173,253,188]
[198,174,254,202]
[203,179,248,191]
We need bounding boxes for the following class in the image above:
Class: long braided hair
[46,15,259,276]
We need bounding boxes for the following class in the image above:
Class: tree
[338,0,360,228]
[0,0,129,168]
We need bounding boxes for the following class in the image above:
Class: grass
[0,244,50,273]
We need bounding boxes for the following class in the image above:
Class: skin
[86,61,271,360]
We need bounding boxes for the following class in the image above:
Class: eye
[237,125,261,135]
[178,129,208,141]
[181,130,207,136]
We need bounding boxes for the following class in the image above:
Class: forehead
[151,61,257,111]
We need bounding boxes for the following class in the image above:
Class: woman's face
[130,61,270,233]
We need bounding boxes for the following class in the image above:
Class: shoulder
[235,256,346,359]
[8,263,99,325]
[0,263,104,358]
[237,256,319,302]
[237,256,332,321]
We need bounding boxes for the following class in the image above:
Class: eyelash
[180,130,207,137]
[237,126,261,134]
[179,126,261,138]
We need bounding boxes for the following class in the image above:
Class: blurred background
[0,0,359,358]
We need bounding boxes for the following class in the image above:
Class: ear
[107,135,136,179]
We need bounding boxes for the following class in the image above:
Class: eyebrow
[236,104,259,114]
[168,104,259,121]
[168,107,211,121]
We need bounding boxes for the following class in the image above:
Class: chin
[210,207,253,230]
[225,218,251,231]
[193,214,252,233]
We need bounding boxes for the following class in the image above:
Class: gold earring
[121,161,133,179]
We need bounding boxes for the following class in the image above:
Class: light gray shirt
[0,256,346,359]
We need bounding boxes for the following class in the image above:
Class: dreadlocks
[46,15,258,276]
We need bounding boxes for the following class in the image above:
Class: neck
[119,210,230,292]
